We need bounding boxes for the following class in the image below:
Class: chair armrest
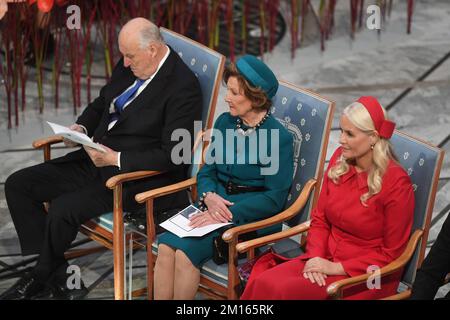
[106,171,163,189]
[33,135,163,189]
[135,177,197,203]
[32,135,64,149]
[222,179,314,301]
[222,179,316,243]
[326,229,424,299]
[227,220,311,300]
[33,135,65,161]
[236,220,311,253]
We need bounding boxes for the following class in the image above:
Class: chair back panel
[390,131,444,287]
[160,28,225,178]
[160,27,225,177]
[270,81,334,226]
[161,27,224,131]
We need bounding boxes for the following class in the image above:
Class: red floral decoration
[28,0,67,13]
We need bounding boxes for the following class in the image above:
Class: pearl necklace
[236,111,270,136]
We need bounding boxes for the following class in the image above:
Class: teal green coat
[159,112,294,267]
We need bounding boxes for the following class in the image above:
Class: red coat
[241,148,415,300]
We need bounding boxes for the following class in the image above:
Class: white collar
[146,45,170,82]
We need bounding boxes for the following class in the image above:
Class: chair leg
[126,236,133,300]
[112,186,126,300]
[146,246,154,300]
[112,229,125,300]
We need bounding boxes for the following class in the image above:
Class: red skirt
[240,255,400,300]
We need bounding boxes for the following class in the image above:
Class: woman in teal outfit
[154,55,294,300]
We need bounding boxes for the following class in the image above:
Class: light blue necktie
[109,79,145,123]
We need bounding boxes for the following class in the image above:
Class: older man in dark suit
[1,18,202,300]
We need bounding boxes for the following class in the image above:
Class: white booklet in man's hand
[47,121,106,153]
[160,205,232,238]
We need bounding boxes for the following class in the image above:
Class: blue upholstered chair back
[270,81,334,226]
[160,28,225,178]
[390,131,444,288]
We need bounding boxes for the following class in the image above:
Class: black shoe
[0,274,47,300]
[44,274,89,300]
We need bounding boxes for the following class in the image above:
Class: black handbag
[124,207,182,234]
[212,225,258,265]
[236,247,274,292]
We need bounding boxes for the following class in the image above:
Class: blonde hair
[328,102,397,206]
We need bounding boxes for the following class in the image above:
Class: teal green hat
[236,55,279,99]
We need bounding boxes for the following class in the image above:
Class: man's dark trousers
[5,157,116,279]
[5,158,186,280]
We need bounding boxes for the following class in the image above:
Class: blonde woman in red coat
[241,96,415,300]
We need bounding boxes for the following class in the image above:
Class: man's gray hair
[139,23,164,48]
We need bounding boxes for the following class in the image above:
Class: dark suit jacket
[51,47,202,211]
[411,213,450,299]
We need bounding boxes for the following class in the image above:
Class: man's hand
[83,144,119,168]
[63,124,85,147]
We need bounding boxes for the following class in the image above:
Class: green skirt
[158,229,221,268]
